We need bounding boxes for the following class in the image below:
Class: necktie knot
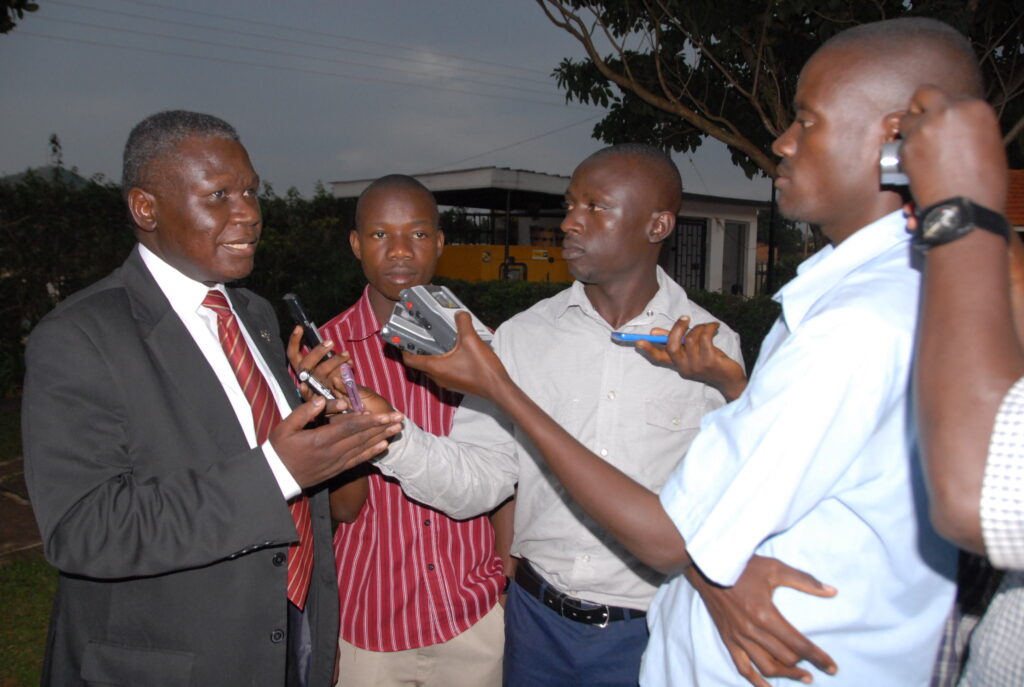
[202,288,231,314]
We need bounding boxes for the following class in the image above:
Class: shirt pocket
[644,398,706,432]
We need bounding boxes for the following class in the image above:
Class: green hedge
[0,171,135,397]
[0,175,781,395]
[433,279,777,375]
[686,291,780,373]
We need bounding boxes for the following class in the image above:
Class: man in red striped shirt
[319,174,510,687]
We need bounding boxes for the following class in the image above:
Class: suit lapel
[121,248,252,456]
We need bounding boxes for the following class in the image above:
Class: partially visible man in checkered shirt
[903,83,1024,685]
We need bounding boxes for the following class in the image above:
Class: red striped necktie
[203,289,314,610]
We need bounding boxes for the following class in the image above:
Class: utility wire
[37,14,563,99]
[683,155,710,194]
[15,29,596,111]
[47,0,555,88]
[422,115,602,172]
[114,0,554,78]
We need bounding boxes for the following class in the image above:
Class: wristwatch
[913,196,1010,251]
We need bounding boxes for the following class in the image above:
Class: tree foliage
[2,0,39,34]
[538,0,1024,177]
[238,184,363,338]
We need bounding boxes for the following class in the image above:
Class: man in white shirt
[22,110,404,687]
[396,17,975,687]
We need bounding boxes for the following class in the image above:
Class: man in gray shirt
[375,143,744,686]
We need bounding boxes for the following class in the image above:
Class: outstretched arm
[405,315,686,572]
[403,314,836,684]
[901,86,1024,553]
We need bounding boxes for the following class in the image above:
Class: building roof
[331,166,770,213]
[331,167,569,212]
[1009,169,1024,228]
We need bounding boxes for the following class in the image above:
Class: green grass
[0,400,53,687]
[0,551,54,686]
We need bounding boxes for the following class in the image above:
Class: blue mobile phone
[611,332,670,344]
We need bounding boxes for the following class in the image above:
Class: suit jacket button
[272,552,286,566]
[270,629,285,643]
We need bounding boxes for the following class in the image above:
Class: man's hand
[286,325,351,402]
[270,397,404,488]
[401,312,513,400]
[686,556,838,686]
[898,86,1008,214]
[355,385,395,415]
[636,317,747,401]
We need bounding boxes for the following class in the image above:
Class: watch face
[923,204,963,241]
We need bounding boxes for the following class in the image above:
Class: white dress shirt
[139,244,301,499]
[376,266,742,610]
[644,211,957,686]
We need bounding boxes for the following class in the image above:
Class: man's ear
[883,110,906,143]
[436,229,446,257]
[128,187,157,233]
[349,229,363,260]
[648,211,676,244]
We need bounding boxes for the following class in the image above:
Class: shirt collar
[775,210,909,332]
[556,266,689,330]
[343,286,385,342]
[138,242,226,315]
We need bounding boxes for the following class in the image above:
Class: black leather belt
[514,559,645,628]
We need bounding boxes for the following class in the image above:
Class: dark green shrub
[434,278,568,330]
[686,291,780,372]
[0,170,133,397]
[239,185,362,335]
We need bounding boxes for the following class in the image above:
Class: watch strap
[914,196,1010,251]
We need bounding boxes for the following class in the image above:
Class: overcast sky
[1,0,772,201]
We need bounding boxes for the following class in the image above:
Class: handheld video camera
[380,285,492,355]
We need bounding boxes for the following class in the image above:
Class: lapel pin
[259,329,272,343]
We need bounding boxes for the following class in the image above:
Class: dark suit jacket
[22,247,339,687]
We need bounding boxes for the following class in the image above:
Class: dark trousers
[286,601,312,687]
[503,580,649,687]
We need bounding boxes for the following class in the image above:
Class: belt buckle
[560,595,611,628]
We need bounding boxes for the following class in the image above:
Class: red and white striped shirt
[321,288,504,652]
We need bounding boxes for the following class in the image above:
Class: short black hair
[355,174,438,230]
[824,17,983,97]
[122,110,239,200]
[586,143,683,215]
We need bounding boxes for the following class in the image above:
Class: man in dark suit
[21,110,404,687]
